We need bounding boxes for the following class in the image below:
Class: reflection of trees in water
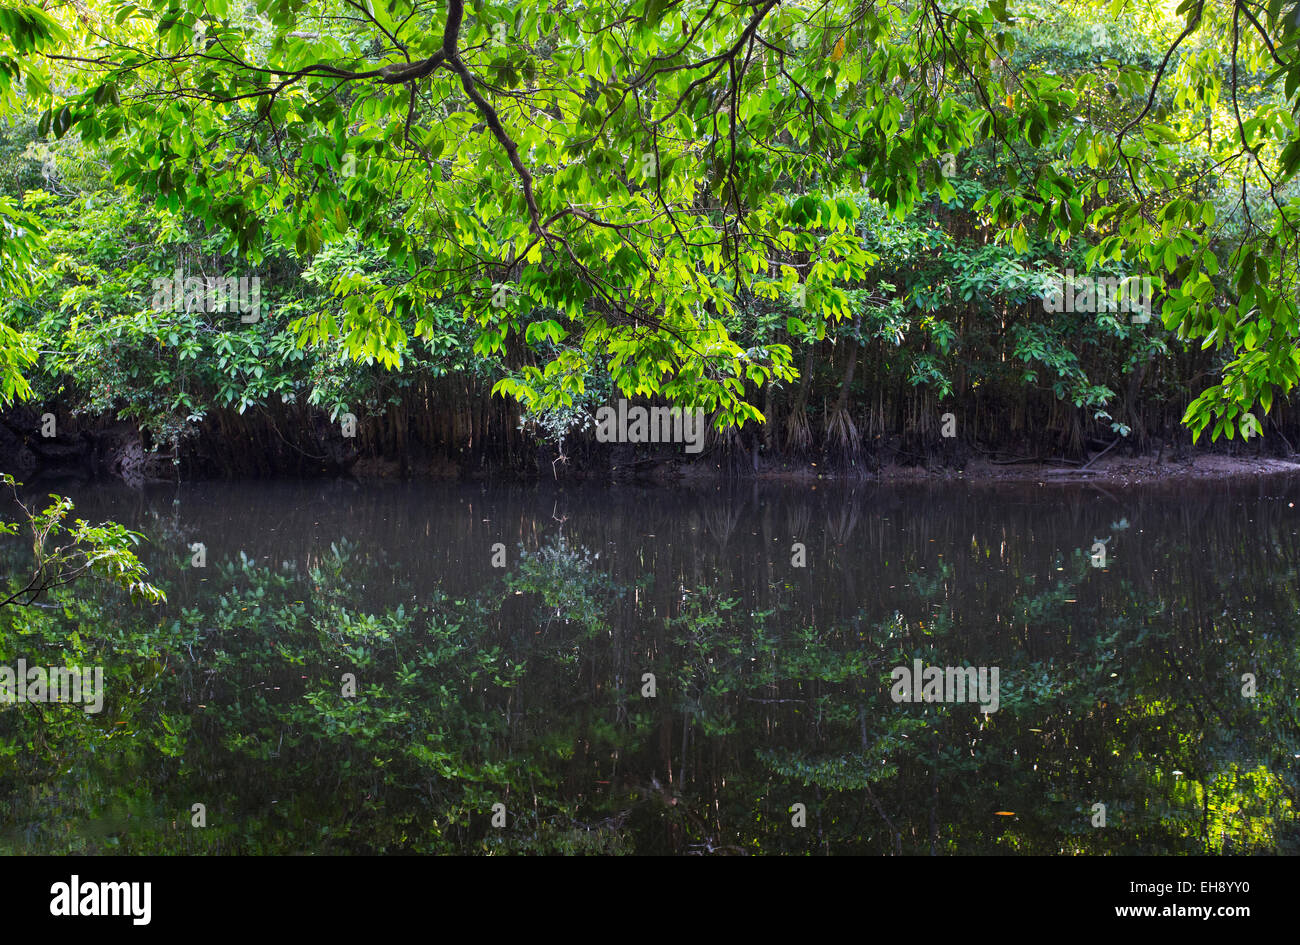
[701,498,747,554]
[825,498,861,547]
[2,480,1298,853]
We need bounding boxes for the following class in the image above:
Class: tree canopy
[6,0,1300,442]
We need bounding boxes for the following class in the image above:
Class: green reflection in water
[2,481,1298,854]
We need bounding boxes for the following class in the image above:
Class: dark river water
[3,476,1299,854]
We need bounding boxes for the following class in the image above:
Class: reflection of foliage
[1,518,1296,855]
[0,580,188,852]
[504,534,613,639]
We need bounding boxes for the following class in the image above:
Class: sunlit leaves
[0,475,166,608]
[7,0,1300,439]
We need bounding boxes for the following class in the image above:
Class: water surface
[3,477,1298,854]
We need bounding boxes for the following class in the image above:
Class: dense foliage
[1,1,1300,471]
